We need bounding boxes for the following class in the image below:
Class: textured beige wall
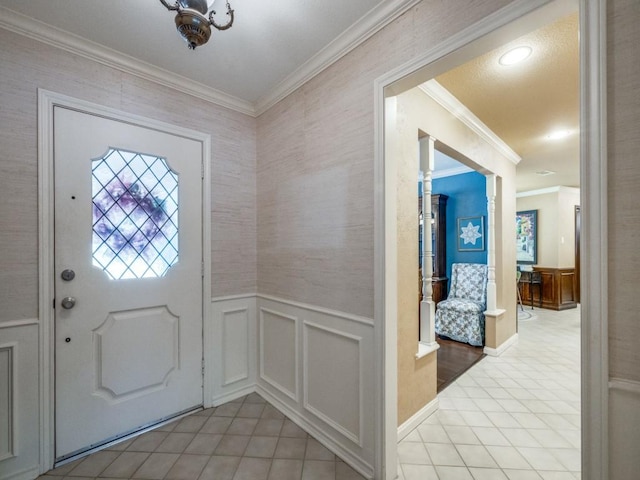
[516,189,580,268]
[256,0,512,318]
[608,0,640,384]
[0,30,256,322]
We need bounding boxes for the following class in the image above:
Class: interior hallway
[398,306,581,479]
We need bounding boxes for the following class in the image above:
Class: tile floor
[41,306,580,480]
[398,306,581,480]
[40,393,366,480]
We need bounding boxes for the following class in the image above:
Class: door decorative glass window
[92,148,178,280]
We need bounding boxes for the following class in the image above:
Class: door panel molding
[37,89,212,472]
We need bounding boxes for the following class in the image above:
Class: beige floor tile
[455,445,499,468]
[198,456,241,480]
[301,460,334,480]
[274,437,307,459]
[335,461,366,480]
[400,464,439,480]
[268,459,303,480]
[226,418,258,436]
[244,393,267,405]
[133,452,180,479]
[200,417,233,434]
[184,433,223,455]
[424,442,465,466]
[232,457,271,480]
[164,454,210,480]
[304,439,335,461]
[503,470,544,480]
[47,459,84,476]
[155,433,197,453]
[213,403,242,418]
[236,403,265,418]
[434,465,474,479]
[468,467,509,480]
[99,451,149,478]
[485,445,532,470]
[397,442,431,465]
[106,438,135,452]
[253,418,284,437]
[280,419,307,438]
[127,432,169,452]
[244,436,278,458]
[68,451,120,477]
[214,435,251,456]
[261,405,285,420]
[174,416,209,433]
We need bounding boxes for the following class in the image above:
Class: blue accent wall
[433,172,488,281]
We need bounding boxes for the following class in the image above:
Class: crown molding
[254,0,422,116]
[419,80,522,165]
[432,165,474,179]
[516,185,580,197]
[0,6,255,116]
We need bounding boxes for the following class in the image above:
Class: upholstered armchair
[435,263,488,346]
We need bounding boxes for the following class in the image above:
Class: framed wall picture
[516,209,538,264]
[457,216,485,251]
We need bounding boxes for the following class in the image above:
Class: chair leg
[517,283,524,311]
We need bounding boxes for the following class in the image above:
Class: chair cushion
[437,298,485,315]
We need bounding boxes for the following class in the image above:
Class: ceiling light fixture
[536,170,556,176]
[498,46,532,66]
[160,0,234,50]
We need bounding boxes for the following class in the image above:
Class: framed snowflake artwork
[457,216,485,251]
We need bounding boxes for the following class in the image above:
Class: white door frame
[37,90,213,472]
[374,1,607,479]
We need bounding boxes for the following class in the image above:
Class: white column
[485,174,497,312]
[419,136,437,347]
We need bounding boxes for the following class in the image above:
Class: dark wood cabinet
[518,267,577,310]
[431,194,448,305]
[419,194,448,305]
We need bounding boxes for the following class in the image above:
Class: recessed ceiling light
[536,170,556,176]
[546,130,572,140]
[499,46,532,66]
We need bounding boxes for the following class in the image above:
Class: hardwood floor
[436,335,485,392]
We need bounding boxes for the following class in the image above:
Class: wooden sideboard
[518,267,577,310]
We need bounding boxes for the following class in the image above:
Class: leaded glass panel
[92,148,179,280]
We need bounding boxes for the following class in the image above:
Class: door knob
[61,296,76,309]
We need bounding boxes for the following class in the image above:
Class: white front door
[53,107,204,460]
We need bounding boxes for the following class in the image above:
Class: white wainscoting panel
[303,321,362,446]
[210,295,257,406]
[0,344,14,461]
[609,378,640,480]
[0,322,39,480]
[259,308,298,402]
[256,295,375,478]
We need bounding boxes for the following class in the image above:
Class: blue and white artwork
[457,216,485,251]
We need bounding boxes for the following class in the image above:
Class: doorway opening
[375,1,607,479]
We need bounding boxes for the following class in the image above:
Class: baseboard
[483,333,518,357]
[0,466,39,480]
[397,397,439,441]
[211,384,256,407]
[256,385,374,480]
